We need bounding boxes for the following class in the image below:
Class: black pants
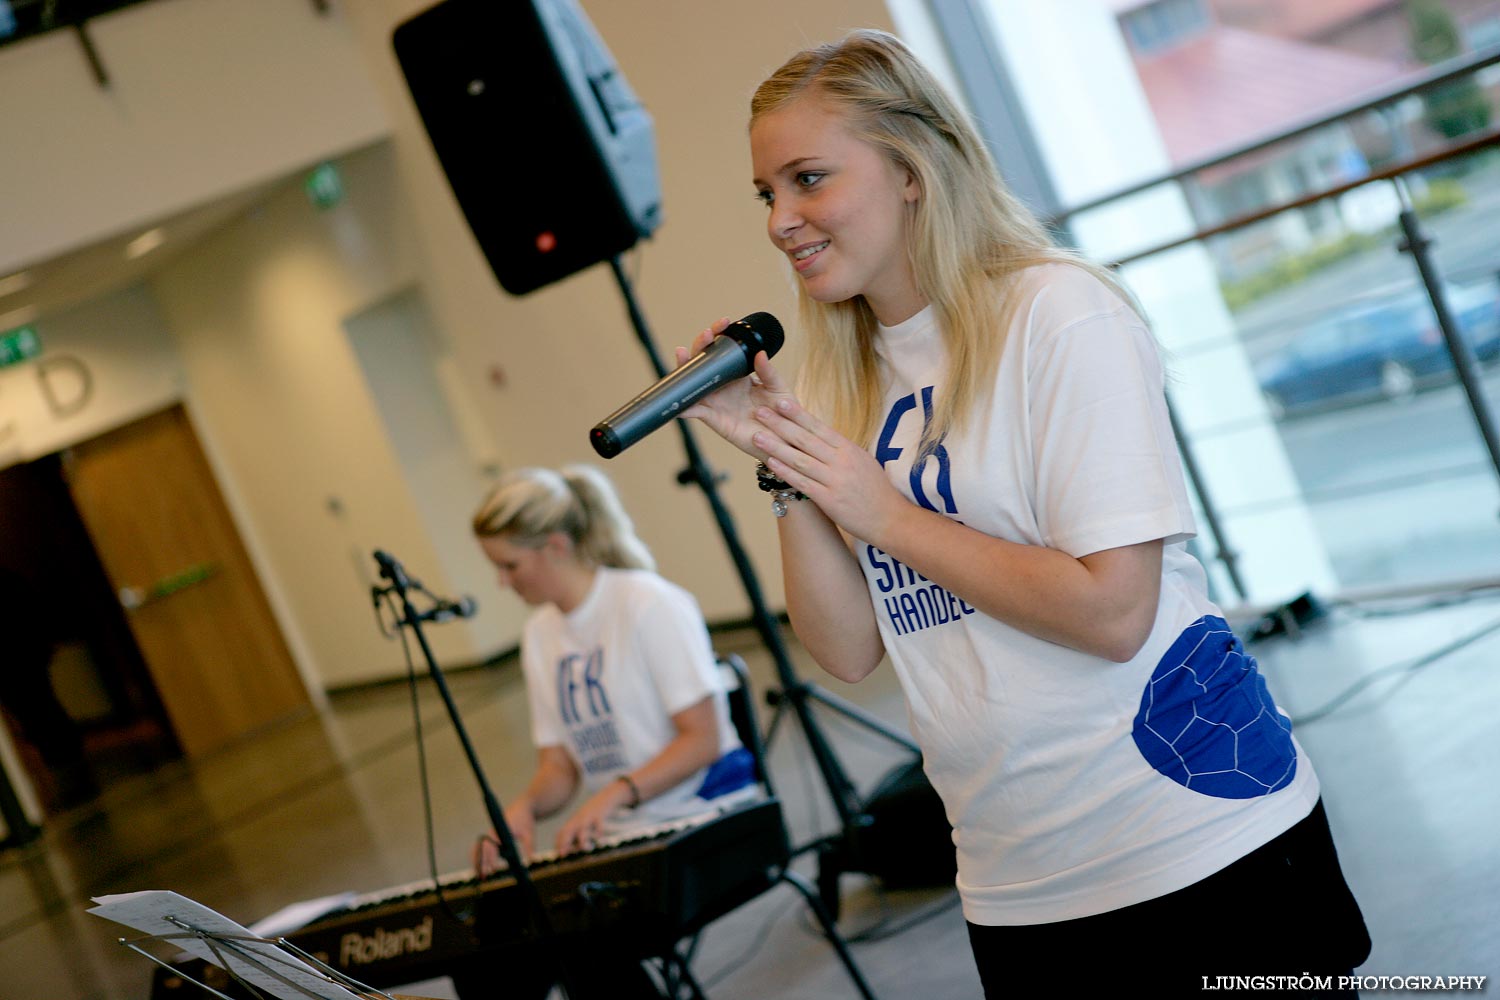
[967,801,1371,996]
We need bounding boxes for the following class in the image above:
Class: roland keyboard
[149,797,788,998]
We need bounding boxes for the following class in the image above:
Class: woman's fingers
[556,815,601,855]
[677,317,734,373]
[752,351,788,392]
[774,397,840,442]
[752,427,823,491]
[474,831,516,875]
[753,403,842,465]
[694,318,732,354]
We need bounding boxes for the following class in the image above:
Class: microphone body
[422,595,478,623]
[590,312,784,458]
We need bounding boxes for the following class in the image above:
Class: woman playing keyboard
[470,464,756,869]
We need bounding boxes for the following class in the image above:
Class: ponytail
[472,465,655,572]
[558,466,655,571]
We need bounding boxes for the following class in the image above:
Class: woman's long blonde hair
[472,465,655,572]
[751,28,1135,448]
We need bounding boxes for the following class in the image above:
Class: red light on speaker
[536,231,557,253]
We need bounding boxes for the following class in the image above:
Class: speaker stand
[607,255,922,919]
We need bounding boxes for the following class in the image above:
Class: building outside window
[915,0,1500,598]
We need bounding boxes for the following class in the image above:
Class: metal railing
[1050,42,1500,230]
[1046,44,1500,600]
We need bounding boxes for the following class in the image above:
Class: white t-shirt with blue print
[860,263,1319,925]
[520,567,752,827]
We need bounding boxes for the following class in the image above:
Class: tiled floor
[3,585,1499,999]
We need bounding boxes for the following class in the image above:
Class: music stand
[604,255,926,918]
[90,889,440,1000]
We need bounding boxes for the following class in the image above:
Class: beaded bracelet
[754,462,806,517]
[615,772,641,808]
[754,461,805,495]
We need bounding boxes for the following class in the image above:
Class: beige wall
[150,143,505,688]
[1,0,897,690]
[338,0,895,634]
[0,285,183,467]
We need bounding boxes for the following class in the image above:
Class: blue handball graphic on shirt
[1132,616,1296,798]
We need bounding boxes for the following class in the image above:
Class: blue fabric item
[1133,616,1297,798]
[694,747,757,800]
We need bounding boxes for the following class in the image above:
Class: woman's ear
[543,531,575,560]
[903,169,921,204]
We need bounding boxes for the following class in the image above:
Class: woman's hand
[474,799,537,875]
[674,318,798,458]
[554,778,633,855]
[751,398,908,545]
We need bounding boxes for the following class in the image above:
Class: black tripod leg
[817,843,845,922]
[669,951,709,1000]
[802,684,920,753]
[648,949,704,1000]
[664,935,708,1000]
[781,869,879,1000]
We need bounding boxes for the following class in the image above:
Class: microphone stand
[370,549,577,998]
[606,256,921,917]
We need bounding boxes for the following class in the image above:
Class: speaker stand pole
[606,256,919,918]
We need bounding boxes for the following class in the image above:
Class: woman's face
[478,533,557,607]
[751,94,925,326]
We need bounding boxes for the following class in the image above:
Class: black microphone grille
[733,311,785,358]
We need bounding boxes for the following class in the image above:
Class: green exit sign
[304,162,345,210]
[0,325,40,368]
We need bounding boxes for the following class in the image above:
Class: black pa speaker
[393,0,663,296]
[858,759,957,889]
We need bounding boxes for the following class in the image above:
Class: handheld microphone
[590,312,784,458]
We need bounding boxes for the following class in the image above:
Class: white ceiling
[0,177,286,333]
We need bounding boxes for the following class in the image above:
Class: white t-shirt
[520,567,744,824]
[859,263,1319,925]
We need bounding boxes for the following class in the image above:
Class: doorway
[62,404,311,759]
[0,453,177,814]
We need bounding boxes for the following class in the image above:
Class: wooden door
[65,405,309,756]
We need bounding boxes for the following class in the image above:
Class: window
[1122,0,1211,55]
[1465,13,1500,51]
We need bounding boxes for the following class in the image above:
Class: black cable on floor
[793,883,962,945]
[696,894,799,991]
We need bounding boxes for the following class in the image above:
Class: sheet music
[249,891,360,939]
[89,890,365,1000]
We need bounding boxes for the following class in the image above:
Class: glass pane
[1121,158,1500,595]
